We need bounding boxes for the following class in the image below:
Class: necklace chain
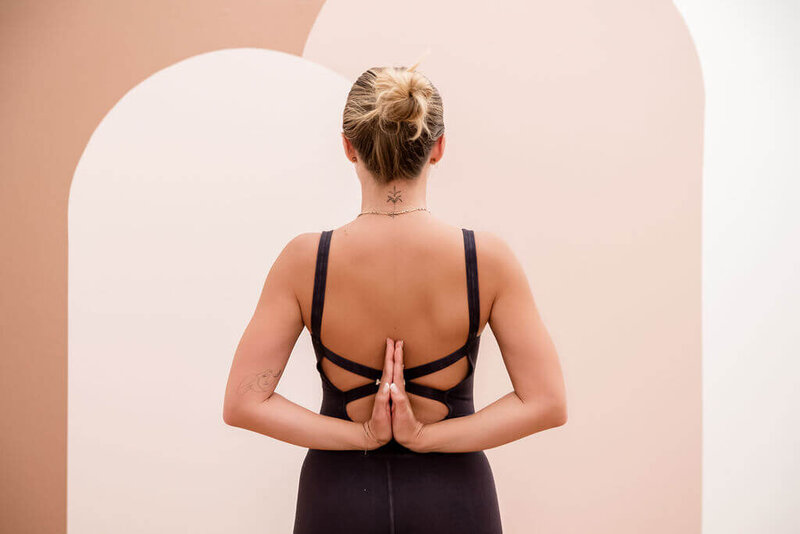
[357,206,430,218]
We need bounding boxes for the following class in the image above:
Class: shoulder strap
[462,228,480,339]
[311,230,333,337]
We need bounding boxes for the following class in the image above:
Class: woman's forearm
[225,390,566,453]
[416,391,567,453]
[224,392,374,451]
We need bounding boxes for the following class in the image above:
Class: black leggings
[293,438,503,533]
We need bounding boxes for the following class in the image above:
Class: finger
[377,338,394,401]
[392,339,405,390]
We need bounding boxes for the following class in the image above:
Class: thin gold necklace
[357,207,430,218]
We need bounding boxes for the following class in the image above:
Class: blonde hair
[342,56,444,184]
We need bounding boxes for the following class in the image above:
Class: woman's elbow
[549,400,568,428]
[535,395,568,430]
[520,393,567,433]
[223,401,247,427]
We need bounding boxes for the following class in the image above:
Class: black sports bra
[309,227,482,422]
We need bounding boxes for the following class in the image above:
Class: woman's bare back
[295,215,496,424]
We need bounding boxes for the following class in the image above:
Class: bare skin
[222,132,568,452]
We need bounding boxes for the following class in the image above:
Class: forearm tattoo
[237,367,283,394]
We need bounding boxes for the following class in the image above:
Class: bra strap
[320,344,383,380]
[462,228,480,340]
[403,345,470,380]
[311,230,333,337]
[404,381,449,405]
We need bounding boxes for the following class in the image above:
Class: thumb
[389,382,408,408]
[378,380,391,405]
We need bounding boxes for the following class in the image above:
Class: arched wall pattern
[673,2,800,533]
[12,2,780,532]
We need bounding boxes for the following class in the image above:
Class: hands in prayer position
[363,338,427,452]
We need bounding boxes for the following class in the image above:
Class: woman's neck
[358,170,430,214]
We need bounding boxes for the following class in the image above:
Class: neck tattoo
[357,185,429,218]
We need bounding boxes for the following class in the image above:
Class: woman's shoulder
[277,231,323,259]
[269,231,324,283]
[469,229,530,311]
[470,229,519,271]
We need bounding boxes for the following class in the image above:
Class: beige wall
[1,1,702,533]
[1,3,323,533]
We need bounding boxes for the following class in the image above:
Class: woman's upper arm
[222,233,314,424]
[481,231,567,423]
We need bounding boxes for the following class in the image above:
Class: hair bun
[373,67,434,141]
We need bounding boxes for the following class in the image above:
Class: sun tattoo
[386,186,403,205]
[237,367,283,394]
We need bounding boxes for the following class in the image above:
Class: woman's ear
[342,133,356,162]
[431,133,445,164]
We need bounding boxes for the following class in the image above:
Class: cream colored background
[673,2,800,533]
[2,1,712,533]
